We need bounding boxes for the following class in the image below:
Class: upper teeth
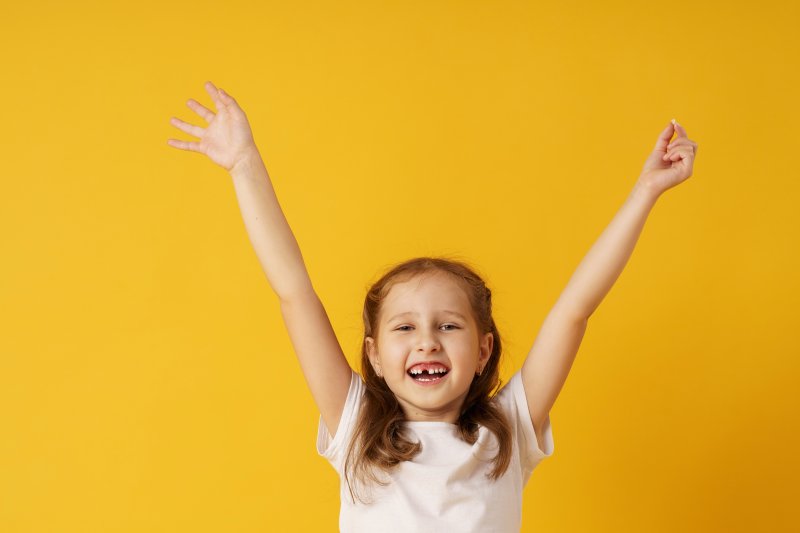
[409,367,448,375]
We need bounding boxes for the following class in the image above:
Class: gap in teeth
[409,367,448,375]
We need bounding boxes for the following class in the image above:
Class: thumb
[218,88,238,107]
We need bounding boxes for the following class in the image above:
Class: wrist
[631,177,661,206]
[229,146,262,178]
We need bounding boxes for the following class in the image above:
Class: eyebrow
[386,310,468,323]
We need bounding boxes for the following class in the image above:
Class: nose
[415,329,441,353]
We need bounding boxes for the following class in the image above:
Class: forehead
[381,272,471,316]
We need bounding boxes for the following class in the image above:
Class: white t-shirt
[317,369,555,532]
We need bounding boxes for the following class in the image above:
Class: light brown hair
[343,257,512,504]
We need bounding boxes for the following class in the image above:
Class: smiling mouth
[408,368,450,383]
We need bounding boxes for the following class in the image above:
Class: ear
[478,332,493,369]
[365,336,382,377]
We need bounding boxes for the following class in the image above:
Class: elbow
[551,303,591,325]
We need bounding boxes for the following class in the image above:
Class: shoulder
[493,371,526,415]
[494,370,555,465]
[316,369,364,468]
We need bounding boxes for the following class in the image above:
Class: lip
[406,370,451,387]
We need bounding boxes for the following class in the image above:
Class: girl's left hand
[637,120,698,196]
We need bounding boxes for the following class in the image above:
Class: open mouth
[407,365,450,384]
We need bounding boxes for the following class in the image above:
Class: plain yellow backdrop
[2,0,798,531]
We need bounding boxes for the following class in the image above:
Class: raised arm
[521,120,698,444]
[168,81,352,437]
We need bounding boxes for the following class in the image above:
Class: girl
[167,81,698,532]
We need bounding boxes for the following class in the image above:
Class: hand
[167,81,258,172]
[637,120,698,197]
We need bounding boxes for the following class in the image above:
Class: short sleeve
[316,369,364,473]
[495,370,555,483]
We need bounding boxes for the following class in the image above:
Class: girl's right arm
[167,81,352,437]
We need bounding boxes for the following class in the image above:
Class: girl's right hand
[167,81,257,172]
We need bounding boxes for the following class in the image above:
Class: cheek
[380,344,407,366]
[451,336,477,352]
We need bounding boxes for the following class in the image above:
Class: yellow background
[2,0,798,531]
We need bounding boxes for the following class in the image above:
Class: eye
[394,324,459,332]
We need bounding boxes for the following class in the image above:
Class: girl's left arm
[522,120,698,438]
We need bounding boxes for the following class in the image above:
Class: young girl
[168,81,698,532]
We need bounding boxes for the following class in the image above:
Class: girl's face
[365,272,493,423]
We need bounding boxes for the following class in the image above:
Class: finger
[662,146,689,161]
[217,87,238,108]
[667,139,697,153]
[166,138,203,153]
[654,121,676,152]
[672,119,689,138]
[204,80,224,111]
[664,147,693,161]
[667,139,698,151]
[664,140,698,156]
[187,98,215,123]
[169,117,205,138]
